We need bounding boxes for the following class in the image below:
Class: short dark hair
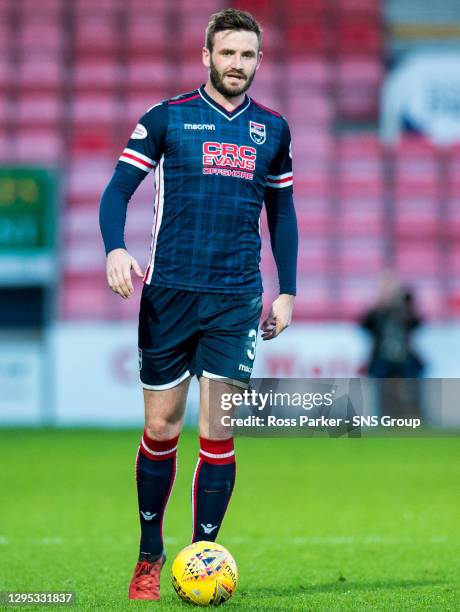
[205,8,262,52]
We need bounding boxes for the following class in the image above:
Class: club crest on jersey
[249,121,266,145]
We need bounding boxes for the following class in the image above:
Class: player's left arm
[262,118,298,341]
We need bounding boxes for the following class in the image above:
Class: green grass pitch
[0,429,459,611]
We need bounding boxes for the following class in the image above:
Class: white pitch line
[221,535,449,545]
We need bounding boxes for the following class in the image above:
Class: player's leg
[191,293,263,543]
[136,381,190,561]
[130,286,198,600]
[130,380,190,601]
[191,376,238,543]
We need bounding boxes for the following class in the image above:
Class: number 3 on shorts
[247,328,257,360]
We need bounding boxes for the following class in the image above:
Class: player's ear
[202,46,211,68]
[256,51,263,71]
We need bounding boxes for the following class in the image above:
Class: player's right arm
[99,102,168,298]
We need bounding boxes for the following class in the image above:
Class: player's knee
[145,419,180,441]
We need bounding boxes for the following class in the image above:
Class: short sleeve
[266,118,293,191]
[117,102,168,176]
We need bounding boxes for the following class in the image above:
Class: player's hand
[106,248,144,299]
[261,294,295,340]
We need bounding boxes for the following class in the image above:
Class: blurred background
[1,0,460,427]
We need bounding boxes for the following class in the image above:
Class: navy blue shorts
[138,286,263,390]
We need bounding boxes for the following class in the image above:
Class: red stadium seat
[70,94,120,126]
[63,238,106,275]
[285,20,332,54]
[294,160,331,192]
[0,130,12,162]
[337,157,383,193]
[298,236,331,273]
[60,274,110,320]
[293,131,333,163]
[287,0,328,16]
[0,95,11,128]
[74,0,120,13]
[291,275,333,320]
[14,128,63,163]
[125,92,169,125]
[127,0,170,14]
[284,57,332,89]
[15,94,63,128]
[394,136,437,158]
[446,198,460,238]
[338,0,381,14]
[67,159,115,206]
[338,276,381,319]
[126,16,168,56]
[394,197,441,238]
[126,59,170,91]
[0,21,12,55]
[178,61,209,91]
[338,237,386,273]
[18,54,64,91]
[257,25,282,54]
[284,91,333,124]
[20,0,62,13]
[338,19,382,55]
[296,198,330,234]
[338,133,382,158]
[73,58,122,90]
[337,87,380,120]
[338,197,384,236]
[181,0,220,13]
[338,57,382,87]
[175,16,210,53]
[250,60,278,88]
[74,16,119,55]
[396,242,441,275]
[447,246,460,276]
[69,129,119,160]
[19,17,64,52]
[231,0,276,20]
[336,58,382,120]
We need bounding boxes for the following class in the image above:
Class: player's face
[203,30,262,98]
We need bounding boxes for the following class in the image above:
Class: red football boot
[128,554,166,600]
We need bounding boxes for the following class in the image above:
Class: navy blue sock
[136,431,179,559]
[192,437,236,542]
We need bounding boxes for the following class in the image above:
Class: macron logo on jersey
[184,123,215,130]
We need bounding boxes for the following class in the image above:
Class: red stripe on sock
[199,436,235,465]
[139,431,179,461]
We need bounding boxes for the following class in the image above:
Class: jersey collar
[198,85,251,121]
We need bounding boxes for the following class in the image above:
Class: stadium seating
[0,0,454,321]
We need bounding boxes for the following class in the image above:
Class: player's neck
[204,81,246,112]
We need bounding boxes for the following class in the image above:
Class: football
[172,541,238,606]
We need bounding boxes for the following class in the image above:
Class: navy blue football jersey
[117,85,293,294]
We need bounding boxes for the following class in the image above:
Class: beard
[209,58,256,98]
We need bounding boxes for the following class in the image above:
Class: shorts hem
[141,369,191,390]
[200,370,249,389]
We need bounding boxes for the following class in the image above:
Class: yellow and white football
[172,541,238,606]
